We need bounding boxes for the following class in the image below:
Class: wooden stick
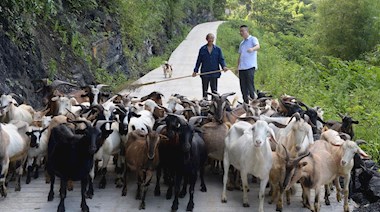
[124,69,227,91]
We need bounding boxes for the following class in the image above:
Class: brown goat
[121,129,161,210]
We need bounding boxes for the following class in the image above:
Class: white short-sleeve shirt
[238,35,259,70]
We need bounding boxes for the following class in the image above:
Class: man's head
[206,33,215,44]
[239,25,249,39]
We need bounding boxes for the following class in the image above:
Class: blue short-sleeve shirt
[194,44,226,78]
[238,35,259,70]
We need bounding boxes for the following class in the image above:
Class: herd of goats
[0,79,371,212]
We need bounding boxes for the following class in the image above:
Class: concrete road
[121,21,242,103]
[0,21,356,212]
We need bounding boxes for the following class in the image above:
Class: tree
[314,0,380,60]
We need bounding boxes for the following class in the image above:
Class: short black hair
[240,25,248,28]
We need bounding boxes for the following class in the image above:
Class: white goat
[0,120,30,197]
[128,99,157,134]
[221,120,276,212]
[51,96,89,116]
[0,94,34,124]
[25,126,49,184]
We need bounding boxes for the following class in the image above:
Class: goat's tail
[224,122,232,129]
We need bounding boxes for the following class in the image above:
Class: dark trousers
[239,67,256,103]
[201,77,218,98]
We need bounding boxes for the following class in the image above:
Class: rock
[353,200,380,212]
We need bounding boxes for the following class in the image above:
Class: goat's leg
[166,170,174,200]
[58,179,67,212]
[121,163,128,196]
[314,187,321,212]
[86,173,94,199]
[275,183,284,211]
[258,176,269,212]
[0,158,9,197]
[139,171,153,210]
[221,153,230,203]
[334,178,342,202]
[199,163,207,192]
[179,175,188,198]
[186,173,197,211]
[324,184,331,205]
[47,174,55,201]
[136,172,143,200]
[15,158,26,191]
[26,157,34,184]
[241,171,250,207]
[343,174,350,212]
[115,154,124,188]
[154,165,161,196]
[81,177,90,212]
[99,154,111,189]
[301,184,311,209]
[33,155,42,179]
[171,173,182,211]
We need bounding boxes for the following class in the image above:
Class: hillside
[0,0,226,109]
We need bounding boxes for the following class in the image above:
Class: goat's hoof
[268,200,273,204]
[171,204,178,211]
[166,192,172,200]
[243,203,250,207]
[0,186,7,197]
[15,184,21,191]
[139,202,145,210]
[122,188,127,196]
[34,172,39,179]
[186,202,194,211]
[47,192,54,201]
[200,186,207,192]
[26,177,31,184]
[81,203,89,212]
[325,199,330,205]
[221,198,227,203]
[276,206,282,212]
[85,191,93,199]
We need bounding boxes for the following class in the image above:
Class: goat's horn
[221,92,236,102]
[282,144,290,162]
[189,116,207,127]
[51,80,77,88]
[338,112,344,118]
[207,92,220,100]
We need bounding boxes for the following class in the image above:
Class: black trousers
[239,67,256,103]
[201,77,218,98]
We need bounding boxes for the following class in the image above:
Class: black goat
[154,114,207,211]
[325,113,359,139]
[47,120,112,212]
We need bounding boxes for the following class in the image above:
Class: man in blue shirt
[237,25,260,103]
[193,33,228,99]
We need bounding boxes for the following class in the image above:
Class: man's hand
[247,47,255,53]
[192,72,197,77]
[223,67,228,72]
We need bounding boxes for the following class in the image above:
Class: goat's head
[26,127,48,148]
[250,120,277,148]
[284,151,311,190]
[141,91,164,106]
[165,113,187,140]
[146,127,160,161]
[0,94,16,115]
[208,92,235,123]
[341,140,369,166]
[339,113,359,138]
[51,96,77,116]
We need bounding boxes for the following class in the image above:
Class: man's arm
[247,43,260,52]
[193,49,202,77]
[218,48,228,71]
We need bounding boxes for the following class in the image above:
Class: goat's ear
[25,131,33,136]
[358,148,370,159]
[299,161,308,168]
[159,134,168,141]
[352,120,359,124]
[51,96,59,101]
[267,126,277,145]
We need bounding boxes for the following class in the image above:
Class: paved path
[1,21,356,212]
[121,21,242,103]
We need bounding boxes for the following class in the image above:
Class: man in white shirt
[237,25,260,103]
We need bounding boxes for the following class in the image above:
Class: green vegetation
[0,0,225,91]
[219,0,380,163]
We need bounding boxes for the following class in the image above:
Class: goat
[162,61,173,78]
[154,114,207,211]
[25,126,49,184]
[121,127,161,210]
[47,120,112,211]
[325,113,359,139]
[221,120,277,212]
[140,91,164,106]
[284,138,369,212]
[0,94,34,124]
[0,121,30,197]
